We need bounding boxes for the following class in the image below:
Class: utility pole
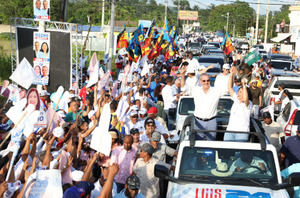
[108,0,115,71]
[264,0,270,44]
[226,12,229,33]
[101,0,105,27]
[177,0,180,27]
[255,0,260,44]
[164,0,168,22]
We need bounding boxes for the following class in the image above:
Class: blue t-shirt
[148,81,158,102]
[281,163,300,198]
[114,189,145,198]
[280,136,300,168]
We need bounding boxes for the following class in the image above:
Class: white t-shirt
[182,76,200,95]
[162,84,177,110]
[227,94,252,132]
[187,58,200,69]
[214,73,230,95]
[192,86,223,119]
[91,180,117,198]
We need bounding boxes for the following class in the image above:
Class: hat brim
[211,169,233,177]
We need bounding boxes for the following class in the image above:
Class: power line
[215,0,293,6]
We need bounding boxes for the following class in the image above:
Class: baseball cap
[53,127,64,139]
[152,131,161,142]
[147,107,158,114]
[161,71,167,75]
[76,181,95,198]
[223,64,230,70]
[63,186,81,198]
[130,128,139,134]
[140,143,155,155]
[39,90,50,97]
[130,110,139,117]
[139,108,147,115]
[126,175,141,190]
[145,117,155,126]
[109,131,118,139]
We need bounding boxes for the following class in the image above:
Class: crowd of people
[0,34,299,198]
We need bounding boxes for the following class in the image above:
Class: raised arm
[228,66,236,97]
[241,78,250,107]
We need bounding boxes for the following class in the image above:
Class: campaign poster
[33,32,50,61]
[33,0,50,21]
[33,60,50,85]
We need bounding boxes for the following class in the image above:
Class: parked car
[269,60,294,71]
[263,76,300,107]
[253,44,264,49]
[269,54,293,61]
[187,42,201,55]
[236,41,250,51]
[207,41,221,48]
[276,100,300,138]
[198,55,225,69]
[200,45,218,54]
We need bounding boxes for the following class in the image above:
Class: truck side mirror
[154,164,169,180]
[288,173,300,187]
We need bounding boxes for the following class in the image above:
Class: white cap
[53,127,64,138]
[88,110,96,119]
[39,90,50,97]
[223,64,230,70]
[72,170,84,182]
[139,108,147,115]
[57,110,66,118]
[130,110,138,116]
[130,105,139,112]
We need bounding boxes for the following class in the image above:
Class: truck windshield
[179,147,278,186]
[178,98,233,116]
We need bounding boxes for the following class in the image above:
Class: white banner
[87,53,99,88]
[90,103,112,156]
[25,170,63,198]
[9,58,39,89]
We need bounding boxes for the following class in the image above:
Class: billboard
[17,27,71,92]
[178,10,198,21]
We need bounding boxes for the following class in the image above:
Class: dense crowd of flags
[116,19,179,62]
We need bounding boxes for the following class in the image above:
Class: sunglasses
[201,80,210,82]
[132,115,138,118]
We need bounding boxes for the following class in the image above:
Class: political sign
[33,0,50,21]
[25,169,63,198]
[33,60,50,85]
[33,32,50,61]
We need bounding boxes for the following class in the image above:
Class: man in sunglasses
[192,73,224,140]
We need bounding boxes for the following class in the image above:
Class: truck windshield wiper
[221,177,265,187]
[180,175,215,183]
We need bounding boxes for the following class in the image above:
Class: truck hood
[167,183,288,198]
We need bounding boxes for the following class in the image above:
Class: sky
[156,0,297,15]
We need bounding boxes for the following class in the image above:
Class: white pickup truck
[155,117,300,198]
